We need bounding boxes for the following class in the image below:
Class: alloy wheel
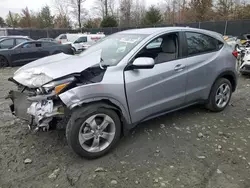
[78,114,116,153]
[215,83,231,108]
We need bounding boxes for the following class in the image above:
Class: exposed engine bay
[7,66,106,132]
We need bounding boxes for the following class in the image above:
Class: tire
[0,56,9,68]
[66,104,121,159]
[206,78,232,112]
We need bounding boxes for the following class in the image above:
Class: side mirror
[131,57,155,69]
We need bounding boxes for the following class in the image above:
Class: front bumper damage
[7,90,64,131]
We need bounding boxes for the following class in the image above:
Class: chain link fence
[2,20,250,39]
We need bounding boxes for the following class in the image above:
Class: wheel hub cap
[78,114,116,153]
[215,83,231,108]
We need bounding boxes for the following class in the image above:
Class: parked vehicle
[0,36,32,49]
[65,33,105,52]
[224,36,238,49]
[0,41,74,67]
[8,27,238,159]
[38,38,58,43]
[238,46,250,74]
[235,34,250,49]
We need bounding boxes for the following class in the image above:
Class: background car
[0,41,74,67]
[0,36,32,49]
[38,38,58,43]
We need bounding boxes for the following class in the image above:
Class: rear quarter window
[185,32,223,56]
[59,34,67,40]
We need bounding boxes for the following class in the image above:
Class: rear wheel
[206,78,232,112]
[0,56,9,68]
[66,105,121,159]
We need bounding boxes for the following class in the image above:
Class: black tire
[0,55,9,68]
[66,104,121,159]
[206,78,232,112]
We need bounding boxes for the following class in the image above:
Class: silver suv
[8,27,238,159]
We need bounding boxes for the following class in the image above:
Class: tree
[119,0,133,27]
[130,0,146,26]
[37,5,54,28]
[94,0,116,18]
[0,17,6,27]
[100,15,118,27]
[6,11,20,28]
[19,7,38,28]
[69,0,87,29]
[188,0,214,22]
[144,5,162,25]
[54,14,71,28]
[215,0,235,20]
[84,18,102,28]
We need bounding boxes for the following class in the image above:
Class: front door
[11,42,43,65]
[124,32,188,123]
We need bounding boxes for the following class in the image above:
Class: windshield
[79,33,148,66]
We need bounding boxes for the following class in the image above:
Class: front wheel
[66,105,121,159]
[0,56,9,68]
[206,78,232,112]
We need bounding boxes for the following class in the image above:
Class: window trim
[183,31,223,58]
[126,31,185,68]
[1,38,14,46]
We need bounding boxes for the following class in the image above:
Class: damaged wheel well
[71,99,129,136]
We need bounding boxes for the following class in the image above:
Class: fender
[61,96,132,125]
[212,70,237,92]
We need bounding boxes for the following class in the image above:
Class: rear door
[183,31,223,103]
[11,42,44,65]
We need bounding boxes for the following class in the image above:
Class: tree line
[0,0,250,29]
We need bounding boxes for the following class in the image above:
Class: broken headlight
[43,77,75,94]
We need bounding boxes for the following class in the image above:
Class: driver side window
[136,33,179,64]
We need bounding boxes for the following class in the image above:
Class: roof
[119,27,223,41]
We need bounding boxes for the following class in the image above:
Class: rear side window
[185,32,221,56]
[59,35,67,39]
[16,38,28,45]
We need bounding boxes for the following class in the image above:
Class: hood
[13,50,102,88]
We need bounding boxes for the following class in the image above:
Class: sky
[0,0,159,18]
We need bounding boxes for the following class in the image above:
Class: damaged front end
[7,65,106,132]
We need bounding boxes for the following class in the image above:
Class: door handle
[174,64,186,71]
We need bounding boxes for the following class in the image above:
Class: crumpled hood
[13,50,102,88]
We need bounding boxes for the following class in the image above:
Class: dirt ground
[0,67,250,188]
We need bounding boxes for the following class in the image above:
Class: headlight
[43,77,75,94]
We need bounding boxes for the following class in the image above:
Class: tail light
[232,50,238,58]
[58,40,61,44]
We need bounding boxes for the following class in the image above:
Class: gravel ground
[0,68,250,188]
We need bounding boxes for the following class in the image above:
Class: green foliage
[37,5,54,28]
[143,5,162,25]
[100,16,118,27]
[0,17,6,27]
[5,11,20,28]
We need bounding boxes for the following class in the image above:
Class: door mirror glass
[132,57,155,69]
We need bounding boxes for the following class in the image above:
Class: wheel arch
[70,99,131,136]
[0,54,10,67]
[212,70,237,92]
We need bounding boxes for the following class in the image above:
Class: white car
[55,33,105,52]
